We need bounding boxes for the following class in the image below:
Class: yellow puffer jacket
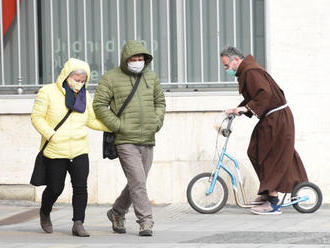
[31,58,110,159]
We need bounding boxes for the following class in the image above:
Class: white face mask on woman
[67,77,85,93]
[127,61,145,73]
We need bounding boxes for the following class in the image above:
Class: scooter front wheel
[291,181,322,213]
[186,172,228,214]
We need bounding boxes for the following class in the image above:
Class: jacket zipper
[135,75,144,140]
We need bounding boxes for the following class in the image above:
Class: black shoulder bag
[103,74,142,160]
[30,110,72,186]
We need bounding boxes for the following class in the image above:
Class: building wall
[1,0,330,204]
[0,94,259,204]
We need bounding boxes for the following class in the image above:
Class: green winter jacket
[93,40,166,145]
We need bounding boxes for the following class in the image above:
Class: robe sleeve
[238,99,253,118]
[244,70,272,118]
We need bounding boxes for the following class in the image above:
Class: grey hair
[220,46,245,60]
[69,69,87,77]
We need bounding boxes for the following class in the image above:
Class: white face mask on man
[127,61,145,73]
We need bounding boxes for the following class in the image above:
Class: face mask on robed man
[127,61,145,73]
[226,68,236,76]
[67,78,85,93]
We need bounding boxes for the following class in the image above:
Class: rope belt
[265,103,288,117]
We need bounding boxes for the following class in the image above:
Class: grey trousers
[113,144,154,225]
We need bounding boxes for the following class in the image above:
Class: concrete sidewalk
[0,200,329,248]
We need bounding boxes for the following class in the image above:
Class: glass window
[0,0,264,94]
[0,0,38,86]
[186,0,265,85]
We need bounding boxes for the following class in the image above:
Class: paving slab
[0,201,329,248]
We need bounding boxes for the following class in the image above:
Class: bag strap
[116,73,142,117]
[41,109,73,152]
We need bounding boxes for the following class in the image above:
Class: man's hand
[225,106,248,116]
[214,123,222,131]
[225,108,235,115]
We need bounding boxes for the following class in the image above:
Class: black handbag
[30,110,72,186]
[103,132,117,159]
[103,74,142,160]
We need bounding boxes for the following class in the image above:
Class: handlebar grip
[238,111,245,116]
[228,113,235,120]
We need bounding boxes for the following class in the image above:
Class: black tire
[187,172,228,214]
[292,181,322,213]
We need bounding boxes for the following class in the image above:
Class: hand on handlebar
[225,106,248,116]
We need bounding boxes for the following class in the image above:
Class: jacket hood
[55,58,91,92]
[236,55,265,93]
[120,40,153,75]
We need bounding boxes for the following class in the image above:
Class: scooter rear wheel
[291,181,322,213]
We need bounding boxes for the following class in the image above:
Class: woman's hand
[49,132,58,142]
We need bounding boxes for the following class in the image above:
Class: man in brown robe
[220,46,308,215]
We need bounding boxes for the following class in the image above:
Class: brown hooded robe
[236,55,308,194]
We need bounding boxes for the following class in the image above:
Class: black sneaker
[107,209,126,233]
[139,223,153,236]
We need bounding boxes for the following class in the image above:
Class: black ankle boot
[40,210,53,233]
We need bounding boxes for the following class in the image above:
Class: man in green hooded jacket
[93,40,166,236]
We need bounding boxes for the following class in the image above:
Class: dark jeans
[40,154,89,223]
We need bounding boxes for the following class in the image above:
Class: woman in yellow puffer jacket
[31,58,110,237]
